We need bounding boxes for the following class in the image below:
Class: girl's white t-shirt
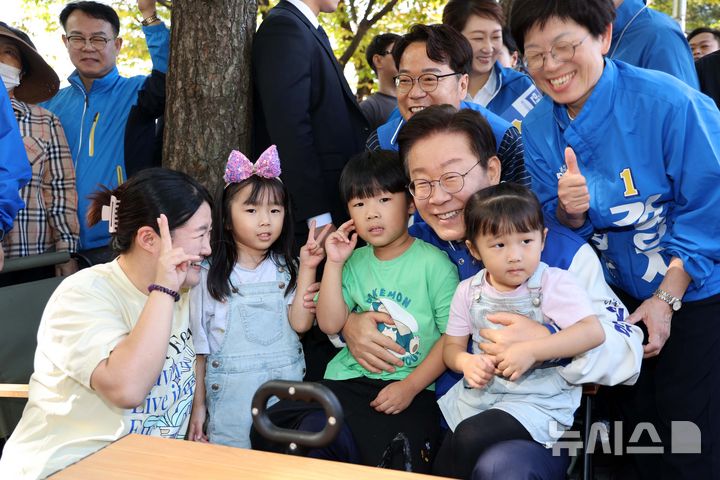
[189,257,296,355]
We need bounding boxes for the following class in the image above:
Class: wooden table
[51,434,446,479]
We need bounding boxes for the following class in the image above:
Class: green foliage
[327,0,446,96]
[652,0,720,30]
[17,0,171,71]
[257,0,445,96]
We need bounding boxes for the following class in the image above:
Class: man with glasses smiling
[343,105,642,479]
[366,24,528,188]
[41,0,169,263]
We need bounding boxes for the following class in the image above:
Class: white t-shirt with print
[0,259,195,480]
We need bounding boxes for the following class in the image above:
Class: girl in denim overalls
[188,147,331,448]
[435,183,606,478]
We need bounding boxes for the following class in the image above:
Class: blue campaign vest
[376,101,511,152]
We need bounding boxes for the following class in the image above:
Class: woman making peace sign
[0,168,212,480]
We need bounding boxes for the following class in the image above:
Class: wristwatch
[141,12,159,26]
[0,228,4,242]
[653,288,682,311]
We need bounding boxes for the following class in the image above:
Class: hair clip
[101,194,120,233]
[223,145,282,186]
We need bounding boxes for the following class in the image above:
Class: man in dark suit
[253,0,369,381]
[696,49,720,109]
[253,0,369,245]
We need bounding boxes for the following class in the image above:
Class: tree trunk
[164,0,257,193]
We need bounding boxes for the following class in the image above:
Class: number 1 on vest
[619,168,639,197]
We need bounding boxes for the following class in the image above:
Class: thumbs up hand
[557,147,589,228]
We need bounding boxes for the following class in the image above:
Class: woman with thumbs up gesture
[510,0,720,478]
[556,146,589,228]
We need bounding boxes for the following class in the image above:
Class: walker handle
[251,380,344,454]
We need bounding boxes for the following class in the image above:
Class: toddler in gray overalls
[439,262,582,446]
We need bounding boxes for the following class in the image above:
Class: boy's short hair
[339,150,410,205]
[397,104,497,173]
[392,24,473,75]
[60,1,121,37]
[366,33,401,73]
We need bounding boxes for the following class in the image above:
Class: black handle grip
[251,380,344,452]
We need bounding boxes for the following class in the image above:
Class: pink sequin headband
[223,145,282,186]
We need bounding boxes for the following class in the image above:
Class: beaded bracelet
[148,283,180,302]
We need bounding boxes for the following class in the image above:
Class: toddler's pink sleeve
[445,279,473,337]
[541,268,596,329]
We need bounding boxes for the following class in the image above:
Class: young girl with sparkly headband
[188,145,330,448]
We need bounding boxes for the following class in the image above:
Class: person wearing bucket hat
[0,22,80,281]
[40,0,169,264]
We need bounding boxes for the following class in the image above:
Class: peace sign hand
[154,214,203,292]
[300,220,332,269]
[325,219,357,265]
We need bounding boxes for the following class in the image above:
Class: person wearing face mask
[0,22,79,283]
[442,0,542,129]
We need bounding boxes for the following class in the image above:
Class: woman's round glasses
[523,35,589,71]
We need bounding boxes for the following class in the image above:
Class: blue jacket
[41,23,169,250]
[410,217,637,396]
[523,58,720,302]
[483,62,543,128]
[374,101,528,189]
[610,0,698,88]
[410,219,584,282]
[0,87,30,234]
[377,100,508,153]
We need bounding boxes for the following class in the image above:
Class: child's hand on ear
[300,220,332,269]
[324,219,357,265]
[496,343,536,381]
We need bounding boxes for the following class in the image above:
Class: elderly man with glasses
[40,0,168,264]
[366,24,528,188]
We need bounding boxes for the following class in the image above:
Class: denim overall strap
[526,262,548,308]
[205,258,305,448]
[439,262,580,444]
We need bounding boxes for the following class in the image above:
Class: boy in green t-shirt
[313,150,459,472]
